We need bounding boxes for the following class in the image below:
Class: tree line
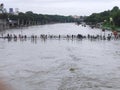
[85,6,120,27]
[7,11,75,26]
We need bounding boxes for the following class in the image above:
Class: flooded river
[0,23,120,90]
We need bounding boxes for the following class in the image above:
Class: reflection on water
[0,23,120,90]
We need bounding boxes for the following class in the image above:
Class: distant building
[71,15,80,19]
[9,8,14,14]
[15,8,19,15]
[8,7,19,15]
[71,15,85,22]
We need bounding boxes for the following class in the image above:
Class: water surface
[0,23,120,90]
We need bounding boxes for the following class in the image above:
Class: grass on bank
[102,22,120,32]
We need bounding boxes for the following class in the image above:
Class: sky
[0,0,120,16]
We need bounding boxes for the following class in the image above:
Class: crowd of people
[0,32,120,41]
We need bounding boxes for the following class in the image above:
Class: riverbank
[102,24,120,32]
[87,22,120,32]
[0,22,75,31]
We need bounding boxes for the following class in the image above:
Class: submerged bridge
[0,33,120,42]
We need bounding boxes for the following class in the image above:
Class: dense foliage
[8,11,75,25]
[0,13,7,19]
[85,6,120,27]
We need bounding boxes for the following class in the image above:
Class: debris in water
[69,68,75,72]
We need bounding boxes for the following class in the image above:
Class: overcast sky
[1,0,120,16]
